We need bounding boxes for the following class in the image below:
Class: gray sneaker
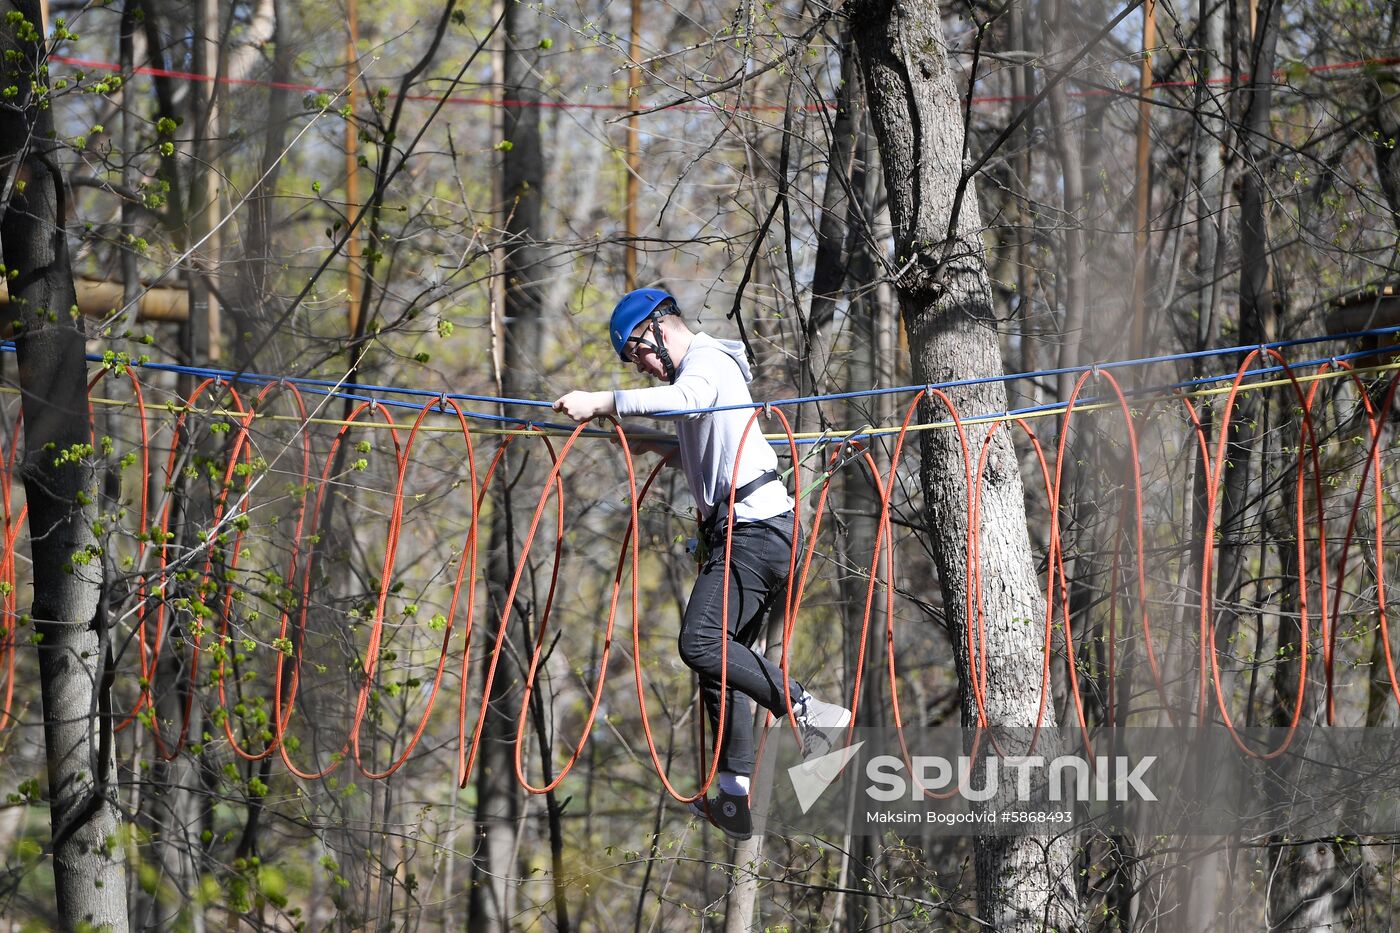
[688,790,753,841]
[793,695,852,759]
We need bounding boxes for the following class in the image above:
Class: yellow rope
[21,357,1399,441]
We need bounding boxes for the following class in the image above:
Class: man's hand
[552,390,616,423]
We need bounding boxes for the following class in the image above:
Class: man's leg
[725,519,851,758]
[680,518,846,837]
[677,521,806,729]
[694,677,754,777]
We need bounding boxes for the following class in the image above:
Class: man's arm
[552,391,677,461]
[555,352,720,423]
[614,353,720,419]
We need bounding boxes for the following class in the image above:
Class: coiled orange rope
[0,355,1395,791]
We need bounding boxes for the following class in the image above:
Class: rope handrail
[4,324,1397,429]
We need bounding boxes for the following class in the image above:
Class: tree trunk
[803,20,860,401]
[794,33,864,928]
[722,622,792,933]
[1265,400,1356,927]
[187,0,221,364]
[136,4,222,927]
[1368,0,1400,228]
[849,1,1079,928]
[839,113,891,933]
[231,0,289,370]
[796,18,859,632]
[1010,0,1038,405]
[118,0,142,331]
[1181,0,1233,926]
[1216,0,1282,652]
[1044,0,1086,408]
[1042,0,1093,745]
[0,1,130,926]
[470,0,552,927]
[1193,0,1227,359]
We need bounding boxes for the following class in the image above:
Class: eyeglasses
[623,333,661,365]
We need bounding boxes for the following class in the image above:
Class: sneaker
[688,790,753,841]
[793,695,852,760]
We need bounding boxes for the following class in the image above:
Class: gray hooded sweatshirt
[613,332,792,524]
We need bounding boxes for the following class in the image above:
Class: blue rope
[645,325,1400,417]
[787,339,1400,447]
[3,322,1396,434]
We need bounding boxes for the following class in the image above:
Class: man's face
[624,322,669,381]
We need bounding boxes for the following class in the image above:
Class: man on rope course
[553,287,851,841]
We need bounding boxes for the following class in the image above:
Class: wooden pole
[489,0,505,390]
[0,278,188,322]
[184,0,219,365]
[1129,0,1156,363]
[119,0,139,327]
[345,0,363,337]
[625,0,641,289]
[204,0,222,361]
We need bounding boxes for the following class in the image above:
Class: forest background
[2,0,1400,929]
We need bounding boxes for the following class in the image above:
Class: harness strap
[700,469,780,539]
[731,469,779,504]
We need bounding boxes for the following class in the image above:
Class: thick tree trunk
[471,0,554,927]
[0,1,130,926]
[231,0,289,369]
[849,1,1079,928]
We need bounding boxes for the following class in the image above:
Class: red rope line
[46,53,1400,115]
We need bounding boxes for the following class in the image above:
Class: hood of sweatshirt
[688,331,753,383]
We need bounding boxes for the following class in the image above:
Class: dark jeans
[677,512,805,776]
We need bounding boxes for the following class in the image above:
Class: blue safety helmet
[609,288,676,361]
[609,287,681,382]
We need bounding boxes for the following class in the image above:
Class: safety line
[44,356,1400,445]
[16,331,1398,442]
[641,331,1400,417]
[6,320,1389,422]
